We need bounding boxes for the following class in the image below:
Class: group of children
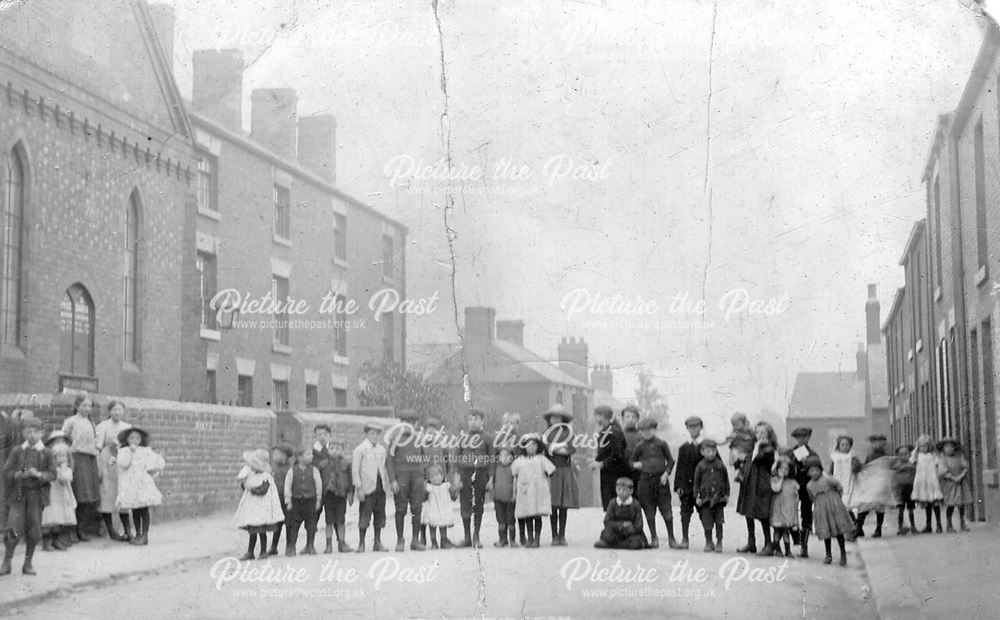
[233,405,589,557]
[828,432,974,537]
[229,405,975,569]
[1,401,165,577]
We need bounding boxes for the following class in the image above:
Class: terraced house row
[883,22,1000,522]
[0,0,407,410]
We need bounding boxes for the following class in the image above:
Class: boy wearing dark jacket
[674,416,704,549]
[1,415,54,576]
[693,439,729,552]
[631,417,680,549]
[594,477,647,549]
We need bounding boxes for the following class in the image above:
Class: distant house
[425,307,594,429]
[786,371,869,461]
[787,284,889,460]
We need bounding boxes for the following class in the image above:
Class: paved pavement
[2,505,880,619]
[854,519,1000,620]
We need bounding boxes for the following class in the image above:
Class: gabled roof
[882,287,905,332]
[899,220,926,266]
[953,23,1000,136]
[492,340,591,389]
[787,372,866,420]
[922,113,953,183]
[130,0,193,140]
[426,339,591,390]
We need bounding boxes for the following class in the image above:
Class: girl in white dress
[233,449,283,560]
[510,434,556,548]
[115,428,165,546]
[910,434,943,533]
[827,436,861,518]
[41,432,76,551]
[420,464,455,549]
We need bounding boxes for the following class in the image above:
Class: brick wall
[0,1,198,399]
[0,393,274,521]
[192,115,406,411]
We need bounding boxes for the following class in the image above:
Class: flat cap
[636,417,658,431]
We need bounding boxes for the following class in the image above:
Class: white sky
[166,0,985,435]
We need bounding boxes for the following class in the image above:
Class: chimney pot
[865,284,881,346]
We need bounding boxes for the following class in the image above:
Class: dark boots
[0,540,13,576]
[410,523,425,551]
[680,515,691,549]
[799,528,810,558]
[873,512,884,538]
[508,526,518,548]
[336,525,353,552]
[494,525,509,548]
[22,542,36,575]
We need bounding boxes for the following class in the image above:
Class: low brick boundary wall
[0,394,275,521]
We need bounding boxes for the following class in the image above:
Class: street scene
[1,0,1000,618]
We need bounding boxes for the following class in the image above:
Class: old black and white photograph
[0,0,998,618]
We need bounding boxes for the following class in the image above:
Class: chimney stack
[856,342,867,381]
[464,307,496,372]
[192,49,244,131]
[591,364,613,394]
[865,284,881,346]
[496,320,524,347]
[251,88,298,160]
[148,4,175,74]
[558,337,589,386]
[298,115,337,183]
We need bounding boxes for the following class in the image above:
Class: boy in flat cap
[630,417,680,549]
[2,415,54,576]
[790,427,818,557]
[693,439,729,552]
[352,422,390,552]
[594,477,647,549]
[674,416,704,549]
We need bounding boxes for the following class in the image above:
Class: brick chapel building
[0,0,200,398]
[0,0,408,409]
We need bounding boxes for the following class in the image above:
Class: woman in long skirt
[61,395,101,540]
[543,404,579,546]
[95,400,133,541]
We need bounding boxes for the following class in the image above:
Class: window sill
[197,207,221,222]
[273,342,292,355]
[333,354,349,367]
[0,343,25,360]
[333,257,349,269]
[273,236,292,248]
[201,327,221,342]
[976,265,989,287]
[123,361,141,375]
